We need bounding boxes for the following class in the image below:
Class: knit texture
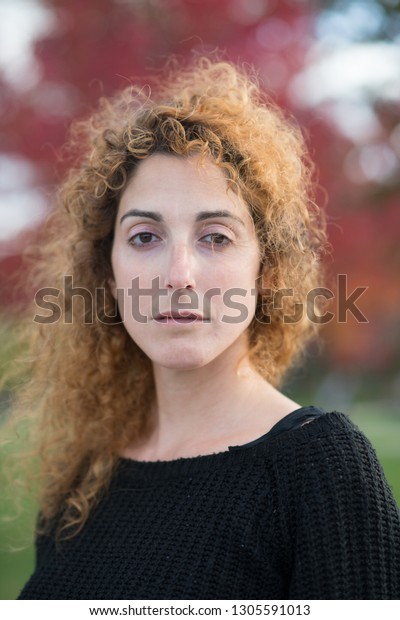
[18,410,400,600]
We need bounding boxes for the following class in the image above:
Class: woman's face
[111,153,261,370]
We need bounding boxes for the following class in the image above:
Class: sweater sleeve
[284,412,400,600]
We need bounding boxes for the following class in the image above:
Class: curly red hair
[5,56,327,540]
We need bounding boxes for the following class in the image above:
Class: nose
[163,243,196,290]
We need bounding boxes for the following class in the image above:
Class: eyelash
[202,233,232,247]
[128,232,159,247]
[128,231,232,248]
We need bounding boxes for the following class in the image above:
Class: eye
[128,231,160,247]
[201,233,232,247]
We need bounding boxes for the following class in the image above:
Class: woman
[10,58,400,599]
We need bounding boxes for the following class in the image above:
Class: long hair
[4,56,327,540]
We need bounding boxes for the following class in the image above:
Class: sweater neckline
[116,405,327,472]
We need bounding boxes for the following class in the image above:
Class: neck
[122,335,299,461]
[153,356,258,432]
[139,335,267,454]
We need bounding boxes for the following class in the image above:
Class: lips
[154,311,206,322]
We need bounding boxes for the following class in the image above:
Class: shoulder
[271,409,378,459]
[264,407,400,534]
[268,410,397,507]
[274,411,400,598]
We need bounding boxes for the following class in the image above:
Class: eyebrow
[119,209,246,228]
[120,209,163,224]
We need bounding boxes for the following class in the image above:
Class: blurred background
[0,0,399,599]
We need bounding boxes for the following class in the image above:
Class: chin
[156,356,211,371]
[150,347,214,371]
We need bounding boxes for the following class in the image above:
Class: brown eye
[201,233,231,247]
[129,232,159,246]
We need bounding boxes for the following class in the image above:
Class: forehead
[126,152,227,188]
[118,153,252,223]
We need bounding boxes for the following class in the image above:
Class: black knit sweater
[19,409,400,600]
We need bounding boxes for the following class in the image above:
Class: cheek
[206,265,258,325]
[217,255,259,292]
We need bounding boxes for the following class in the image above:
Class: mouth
[153,311,207,323]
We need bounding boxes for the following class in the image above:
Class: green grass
[0,407,399,600]
[379,457,400,502]
[0,515,35,600]
[350,405,400,502]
